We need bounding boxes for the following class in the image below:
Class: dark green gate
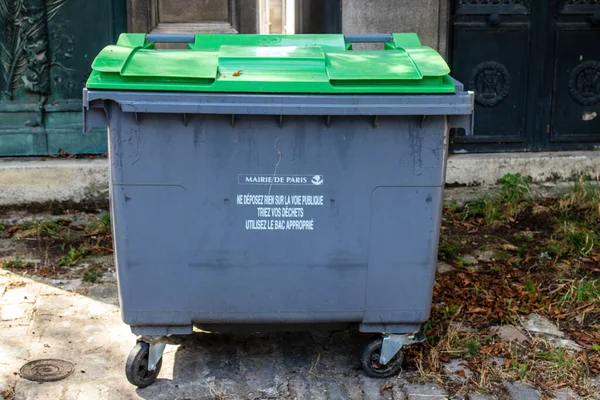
[450,0,600,152]
[0,0,125,156]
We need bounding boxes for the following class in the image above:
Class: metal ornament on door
[469,61,511,107]
[568,61,600,106]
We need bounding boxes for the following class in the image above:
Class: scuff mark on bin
[269,136,282,196]
[409,124,423,176]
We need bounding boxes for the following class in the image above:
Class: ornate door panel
[549,0,600,144]
[0,0,126,156]
[450,0,600,152]
[450,0,535,152]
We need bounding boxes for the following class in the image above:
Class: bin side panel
[107,101,449,329]
[363,186,443,330]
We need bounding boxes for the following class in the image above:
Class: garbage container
[83,33,474,387]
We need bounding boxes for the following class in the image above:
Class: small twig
[307,352,321,378]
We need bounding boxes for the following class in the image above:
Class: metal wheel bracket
[148,342,166,371]
[379,331,425,365]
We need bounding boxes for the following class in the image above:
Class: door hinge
[546,124,550,135]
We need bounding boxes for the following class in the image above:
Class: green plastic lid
[86,33,454,94]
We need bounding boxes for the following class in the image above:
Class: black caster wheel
[360,337,405,378]
[125,342,162,388]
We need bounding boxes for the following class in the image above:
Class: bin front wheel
[126,342,162,388]
[360,337,404,378]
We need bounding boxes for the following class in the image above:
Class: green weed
[2,256,32,268]
[58,248,88,267]
[565,177,600,207]
[82,266,103,283]
[539,347,575,379]
[556,279,600,306]
[24,220,64,239]
[466,339,481,358]
[556,221,598,256]
[86,214,111,235]
[439,240,461,261]
[525,280,536,295]
[546,243,569,259]
[499,173,531,203]
[560,177,600,226]
[462,195,500,223]
[442,303,461,318]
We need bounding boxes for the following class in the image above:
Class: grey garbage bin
[83,32,474,387]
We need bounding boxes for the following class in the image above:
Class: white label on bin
[236,175,324,231]
[238,174,324,186]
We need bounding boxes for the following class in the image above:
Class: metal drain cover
[20,359,74,382]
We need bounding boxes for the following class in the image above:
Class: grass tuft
[555,279,600,307]
[462,195,500,223]
[439,240,461,262]
[82,266,103,283]
[2,256,33,268]
[58,247,88,267]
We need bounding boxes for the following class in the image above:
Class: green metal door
[0,0,126,156]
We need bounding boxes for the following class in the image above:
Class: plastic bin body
[84,90,473,337]
[83,33,474,337]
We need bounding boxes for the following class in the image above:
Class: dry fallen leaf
[232,70,242,76]
[468,307,488,314]
[380,384,393,394]
[6,226,20,237]
[501,243,518,251]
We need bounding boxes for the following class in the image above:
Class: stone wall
[341,0,448,58]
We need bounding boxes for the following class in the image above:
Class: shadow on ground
[134,330,380,400]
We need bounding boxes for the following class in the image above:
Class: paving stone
[326,380,348,400]
[404,383,448,399]
[503,381,541,400]
[436,261,453,274]
[360,375,393,400]
[473,249,510,263]
[469,394,497,400]
[0,284,38,304]
[0,379,12,399]
[490,325,530,345]
[520,314,583,351]
[15,381,66,400]
[449,321,478,334]
[0,302,33,322]
[0,322,28,338]
[392,383,408,400]
[88,283,118,300]
[521,314,564,337]
[0,270,11,285]
[552,389,582,400]
[462,254,479,265]
[443,359,472,383]
[340,376,364,400]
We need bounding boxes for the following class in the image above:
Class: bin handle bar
[145,33,394,45]
[343,34,393,44]
[146,34,195,44]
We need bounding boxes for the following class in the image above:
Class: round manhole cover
[20,359,74,382]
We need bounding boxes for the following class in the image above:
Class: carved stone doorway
[126,0,259,34]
